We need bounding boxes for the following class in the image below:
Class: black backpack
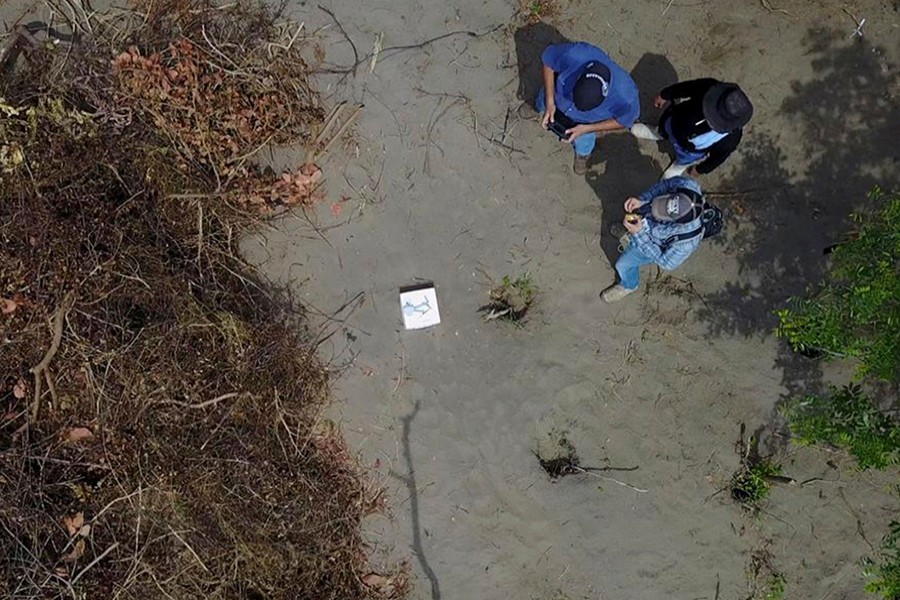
[662,188,723,248]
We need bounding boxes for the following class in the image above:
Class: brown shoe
[517,102,539,120]
[600,284,635,303]
[573,154,589,175]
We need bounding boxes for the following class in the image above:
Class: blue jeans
[535,90,596,157]
[615,241,656,290]
[663,117,706,166]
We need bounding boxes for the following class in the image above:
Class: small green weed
[783,384,900,470]
[482,273,537,323]
[764,574,786,600]
[730,457,782,506]
[746,546,786,600]
[520,0,557,20]
[730,429,784,509]
[864,521,900,599]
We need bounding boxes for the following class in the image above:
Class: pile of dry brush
[0,1,405,598]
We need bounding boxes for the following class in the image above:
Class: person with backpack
[601,175,720,302]
[518,41,640,175]
[631,79,752,179]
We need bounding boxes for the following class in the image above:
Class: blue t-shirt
[541,42,640,127]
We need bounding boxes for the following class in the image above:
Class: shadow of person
[631,53,680,126]
[586,53,679,270]
[630,52,681,160]
[513,21,569,107]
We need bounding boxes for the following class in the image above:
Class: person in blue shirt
[601,176,706,302]
[519,42,640,175]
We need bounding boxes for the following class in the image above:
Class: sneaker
[517,102,539,121]
[600,284,636,303]
[631,122,662,141]
[573,154,589,175]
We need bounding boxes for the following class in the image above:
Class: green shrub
[865,521,900,599]
[782,385,900,469]
[776,187,900,381]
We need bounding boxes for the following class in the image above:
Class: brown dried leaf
[65,427,94,444]
[1,297,18,314]
[61,539,85,562]
[361,573,387,587]
[63,512,85,536]
[12,378,27,399]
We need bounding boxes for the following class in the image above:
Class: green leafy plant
[783,384,900,470]
[764,574,786,600]
[776,188,900,381]
[730,457,783,506]
[864,520,900,599]
[481,273,537,322]
[730,431,784,509]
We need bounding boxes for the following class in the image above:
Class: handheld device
[547,120,570,140]
[625,213,641,224]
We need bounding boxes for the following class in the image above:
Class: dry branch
[29,291,75,421]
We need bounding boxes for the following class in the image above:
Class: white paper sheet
[399,285,441,330]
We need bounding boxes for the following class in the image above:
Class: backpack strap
[676,186,704,205]
[662,226,703,249]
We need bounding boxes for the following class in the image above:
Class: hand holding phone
[547,120,570,141]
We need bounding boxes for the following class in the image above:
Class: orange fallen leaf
[65,427,94,444]
[63,512,84,536]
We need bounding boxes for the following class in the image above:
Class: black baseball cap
[573,62,611,111]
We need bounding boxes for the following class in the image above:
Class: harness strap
[662,226,704,249]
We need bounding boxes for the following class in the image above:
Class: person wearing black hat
[600,176,708,302]
[631,79,753,179]
[519,42,640,175]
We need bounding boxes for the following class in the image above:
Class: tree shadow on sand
[395,401,441,599]
[695,29,899,451]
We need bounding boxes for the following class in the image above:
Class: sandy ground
[239,1,900,599]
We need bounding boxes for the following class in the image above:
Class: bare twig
[759,0,789,15]
[572,466,648,493]
[317,5,357,71]
[71,542,120,585]
[30,291,75,421]
[154,392,241,410]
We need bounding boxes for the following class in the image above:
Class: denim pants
[614,241,656,290]
[535,89,596,157]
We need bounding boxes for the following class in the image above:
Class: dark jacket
[659,78,743,174]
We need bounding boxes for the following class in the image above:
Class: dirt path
[244,1,900,598]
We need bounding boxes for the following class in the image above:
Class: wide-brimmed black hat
[702,83,753,132]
